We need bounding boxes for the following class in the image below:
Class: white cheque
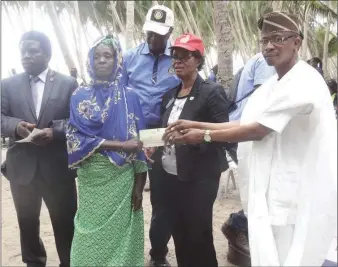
[139,128,166,147]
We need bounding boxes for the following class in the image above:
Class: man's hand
[31,128,53,146]
[144,147,156,163]
[172,128,205,145]
[15,121,36,139]
[166,120,200,133]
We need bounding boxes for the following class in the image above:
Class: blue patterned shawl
[66,35,146,168]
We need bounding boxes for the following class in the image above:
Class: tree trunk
[45,1,76,70]
[301,5,311,59]
[213,1,233,90]
[323,14,331,78]
[125,1,135,49]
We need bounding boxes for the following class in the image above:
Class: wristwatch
[204,130,212,142]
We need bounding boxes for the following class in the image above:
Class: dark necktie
[30,76,40,114]
[151,56,160,84]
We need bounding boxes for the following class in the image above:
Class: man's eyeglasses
[259,35,297,46]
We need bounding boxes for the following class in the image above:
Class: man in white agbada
[165,11,337,266]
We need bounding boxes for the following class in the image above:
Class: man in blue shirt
[229,52,276,121]
[122,6,180,129]
[122,5,180,267]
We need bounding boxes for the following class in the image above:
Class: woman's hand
[163,130,183,145]
[166,120,201,133]
[121,140,143,153]
[132,172,146,211]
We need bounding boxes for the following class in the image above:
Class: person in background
[69,67,83,86]
[307,57,324,76]
[1,31,77,267]
[121,5,180,267]
[327,78,337,114]
[208,64,218,82]
[228,67,244,104]
[69,67,78,80]
[156,33,229,267]
[208,64,244,105]
[167,11,337,266]
[66,35,147,266]
[229,52,276,122]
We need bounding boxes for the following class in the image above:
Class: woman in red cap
[148,33,231,267]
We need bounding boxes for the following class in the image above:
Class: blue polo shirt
[121,41,180,127]
[229,53,276,121]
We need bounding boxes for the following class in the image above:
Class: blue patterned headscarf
[66,35,146,168]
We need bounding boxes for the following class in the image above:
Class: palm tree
[213,0,233,90]
[3,0,337,80]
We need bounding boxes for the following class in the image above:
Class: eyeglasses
[259,35,297,46]
[171,52,193,62]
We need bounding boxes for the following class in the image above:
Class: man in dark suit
[1,31,77,267]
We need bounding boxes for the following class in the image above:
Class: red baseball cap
[170,33,205,56]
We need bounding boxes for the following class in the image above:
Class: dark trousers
[10,168,77,267]
[224,144,248,232]
[151,164,219,267]
[149,168,171,261]
[226,143,238,164]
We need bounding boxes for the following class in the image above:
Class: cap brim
[143,21,170,35]
[169,44,197,52]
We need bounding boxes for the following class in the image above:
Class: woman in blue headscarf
[66,35,147,266]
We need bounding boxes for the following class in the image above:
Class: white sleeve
[256,81,314,133]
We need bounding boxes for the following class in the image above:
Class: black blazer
[152,75,230,182]
[1,70,78,185]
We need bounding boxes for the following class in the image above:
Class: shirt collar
[29,68,49,83]
[140,41,171,57]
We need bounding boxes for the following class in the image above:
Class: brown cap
[258,11,301,35]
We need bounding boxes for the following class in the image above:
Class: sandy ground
[1,148,242,266]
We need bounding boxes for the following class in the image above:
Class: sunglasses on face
[259,35,297,46]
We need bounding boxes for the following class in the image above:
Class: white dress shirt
[162,96,188,175]
[30,68,49,118]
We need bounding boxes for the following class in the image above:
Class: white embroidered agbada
[237,60,337,266]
